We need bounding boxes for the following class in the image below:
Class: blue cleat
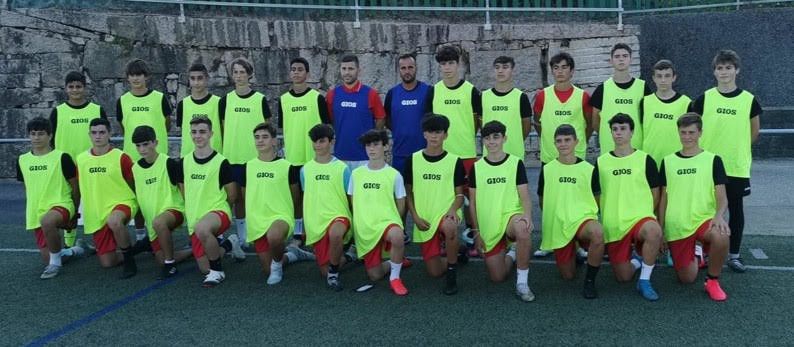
[637,279,659,301]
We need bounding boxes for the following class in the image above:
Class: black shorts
[231,164,246,185]
[726,176,751,198]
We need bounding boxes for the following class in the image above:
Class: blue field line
[26,269,191,347]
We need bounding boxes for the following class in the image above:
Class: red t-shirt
[533,87,593,118]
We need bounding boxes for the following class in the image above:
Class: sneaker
[227,234,246,262]
[267,266,283,285]
[345,244,358,263]
[202,270,225,287]
[533,249,551,258]
[75,238,94,256]
[516,283,536,302]
[636,279,659,301]
[327,274,343,292]
[704,278,727,301]
[120,256,137,279]
[727,257,747,273]
[389,278,408,296]
[443,270,458,295]
[286,245,315,262]
[582,279,597,299]
[40,264,61,279]
[158,263,178,280]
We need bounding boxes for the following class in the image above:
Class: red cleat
[704,278,727,301]
[390,278,408,296]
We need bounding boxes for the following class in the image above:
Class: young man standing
[327,54,387,169]
[242,123,314,285]
[689,49,762,273]
[117,59,172,162]
[348,129,409,296]
[301,124,353,291]
[75,118,139,278]
[537,124,604,299]
[481,56,532,160]
[658,114,730,301]
[131,126,192,279]
[468,121,535,302]
[590,44,652,153]
[50,71,107,248]
[177,63,222,157]
[278,57,329,167]
[18,118,85,279]
[178,117,244,287]
[219,57,272,248]
[641,60,692,166]
[595,114,663,301]
[384,53,431,174]
[404,115,466,295]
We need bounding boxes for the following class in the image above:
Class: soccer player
[590,43,652,153]
[384,53,431,174]
[75,118,139,278]
[641,60,691,166]
[537,124,604,299]
[468,121,535,302]
[178,116,245,287]
[348,129,409,296]
[219,57,273,248]
[301,124,353,291]
[18,117,84,279]
[658,114,730,301]
[595,114,663,301]
[404,115,466,295]
[131,126,192,279]
[689,49,762,273]
[242,123,314,285]
[481,56,531,160]
[177,63,222,157]
[278,57,329,166]
[327,54,387,169]
[50,70,107,247]
[117,58,172,162]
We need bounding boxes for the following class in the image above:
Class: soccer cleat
[389,278,408,296]
[120,256,137,279]
[77,238,97,256]
[727,257,746,273]
[582,279,597,299]
[202,270,225,287]
[68,244,86,258]
[327,274,343,292]
[704,278,728,301]
[461,228,480,258]
[636,279,659,301]
[286,246,315,262]
[516,283,536,302]
[533,249,551,258]
[40,264,61,279]
[227,234,246,262]
[576,247,588,265]
[443,269,458,295]
[344,243,358,263]
[158,263,178,280]
[267,266,283,285]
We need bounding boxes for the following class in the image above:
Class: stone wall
[0,7,641,177]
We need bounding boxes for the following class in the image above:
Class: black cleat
[582,279,597,299]
[443,269,458,295]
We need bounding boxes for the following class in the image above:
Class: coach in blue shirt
[384,53,431,174]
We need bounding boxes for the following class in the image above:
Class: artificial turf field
[2,162,794,346]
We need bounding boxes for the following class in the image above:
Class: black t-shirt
[239,157,300,187]
[638,92,685,123]
[116,89,172,123]
[276,88,330,128]
[659,152,728,187]
[176,94,215,126]
[536,158,600,196]
[468,156,528,188]
[688,88,763,118]
[589,78,654,110]
[487,88,533,119]
[16,152,76,182]
[172,151,234,190]
[136,157,181,186]
[593,151,660,189]
[424,79,483,116]
[403,151,466,187]
[218,90,272,123]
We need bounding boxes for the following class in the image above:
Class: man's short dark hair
[358,129,389,146]
[90,117,111,131]
[493,56,515,68]
[549,52,575,71]
[435,45,460,63]
[132,125,157,144]
[712,49,741,70]
[422,115,450,133]
[653,59,676,75]
[229,57,254,75]
[188,63,209,75]
[481,120,507,138]
[253,122,277,137]
[608,113,634,131]
[27,117,52,135]
[611,43,632,57]
[189,116,212,131]
[308,124,335,142]
[397,53,416,63]
[126,59,150,76]
[554,124,577,140]
[677,113,703,131]
[64,71,86,86]
[340,55,359,67]
[290,57,310,72]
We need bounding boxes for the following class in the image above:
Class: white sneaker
[40,264,61,279]
[345,244,358,262]
[226,234,246,262]
[286,246,315,263]
[533,249,551,257]
[516,283,536,302]
[506,245,517,262]
[267,265,283,285]
[576,247,588,258]
[202,270,225,287]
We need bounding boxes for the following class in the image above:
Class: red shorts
[189,211,232,259]
[92,205,133,256]
[419,227,446,261]
[34,229,47,249]
[668,220,712,271]
[553,219,594,266]
[314,217,351,267]
[32,206,73,249]
[151,238,162,253]
[166,209,185,228]
[606,217,656,264]
[50,206,72,227]
[362,223,400,270]
[484,236,511,258]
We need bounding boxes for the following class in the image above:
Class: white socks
[389,261,402,280]
[640,263,654,280]
[631,258,642,270]
[49,252,62,266]
[235,219,247,245]
[294,218,304,237]
[135,228,147,241]
[517,268,529,285]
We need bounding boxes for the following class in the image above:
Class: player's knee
[514,229,530,242]
[677,271,697,284]
[328,228,344,243]
[589,227,605,245]
[387,228,404,245]
[152,218,169,233]
[440,219,457,236]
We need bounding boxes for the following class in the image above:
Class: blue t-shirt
[385,81,430,157]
